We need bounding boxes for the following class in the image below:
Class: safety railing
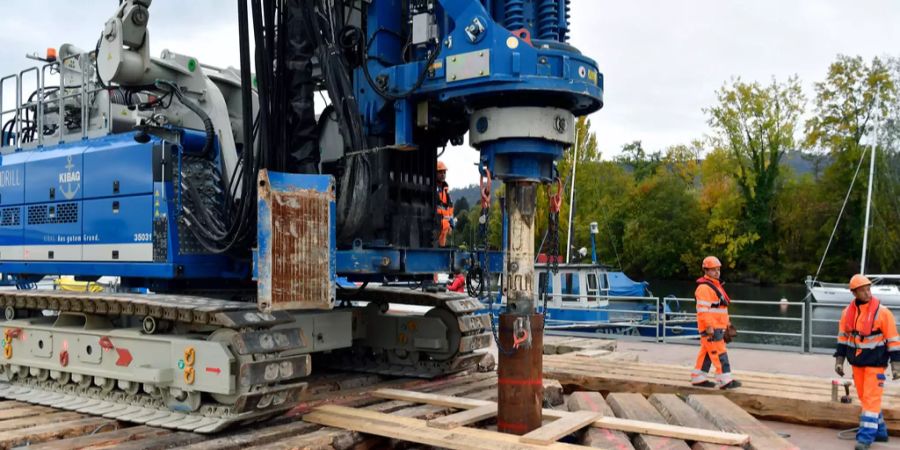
[0,51,104,151]
[660,297,806,353]
[806,301,900,354]
[537,292,664,340]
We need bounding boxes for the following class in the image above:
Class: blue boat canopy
[608,271,650,297]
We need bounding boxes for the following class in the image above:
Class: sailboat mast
[861,125,877,274]
[565,131,580,264]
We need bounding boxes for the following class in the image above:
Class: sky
[1,1,898,188]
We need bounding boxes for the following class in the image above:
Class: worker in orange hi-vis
[835,274,900,449]
[435,161,455,247]
[689,256,741,390]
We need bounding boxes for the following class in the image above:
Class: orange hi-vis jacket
[835,297,900,367]
[437,182,453,220]
[436,182,453,247]
[695,276,730,331]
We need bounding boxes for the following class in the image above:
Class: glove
[834,356,845,377]
[892,361,900,380]
[704,326,714,337]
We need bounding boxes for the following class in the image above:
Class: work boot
[854,442,870,450]
[691,381,716,388]
[720,379,742,390]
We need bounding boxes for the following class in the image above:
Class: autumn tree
[706,77,804,278]
[805,55,897,278]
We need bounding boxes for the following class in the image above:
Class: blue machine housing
[0,131,246,281]
[359,0,603,159]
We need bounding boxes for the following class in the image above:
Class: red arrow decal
[115,348,132,367]
[205,367,221,374]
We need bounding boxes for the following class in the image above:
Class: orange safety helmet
[849,274,872,291]
[702,256,722,269]
[437,161,448,172]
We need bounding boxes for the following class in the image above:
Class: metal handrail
[661,296,806,352]
[1,51,104,150]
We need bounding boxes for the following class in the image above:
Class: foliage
[705,77,804,279]
[805,55,898,279]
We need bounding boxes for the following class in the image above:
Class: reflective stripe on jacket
[695,276,730,330]
[836,297,900,367]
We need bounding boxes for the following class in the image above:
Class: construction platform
[0,365,796,450]
[0,336,888,449]
[544,340,900,433]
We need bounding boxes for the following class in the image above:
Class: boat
[807,275,900,305]
[531,258,697,338]
[479,226,698,339]
[807,127,900,305]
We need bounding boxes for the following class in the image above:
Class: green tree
[706,76,804,278]
[615,141,661,181]
[805,55,898,278]
[621,173,704,278]
[697,148,758,271]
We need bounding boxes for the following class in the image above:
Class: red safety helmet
[702,256,722,269]
[849,274,872,291]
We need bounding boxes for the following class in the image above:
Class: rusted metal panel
[257,170,335,312]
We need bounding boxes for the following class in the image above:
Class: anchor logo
[58,155,81,200]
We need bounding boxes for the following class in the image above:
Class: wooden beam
[567,391,634,449]
[373,389,749,446]
[606,393,691,450]
[520,411,602,445]
[687,395,798,450]
[25,425,170,450]
[543,355,900,431]
[0,417,117,449]
[303,404,590,450]
[648,394,742,450]
[427,404,498,429]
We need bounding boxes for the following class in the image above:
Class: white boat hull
[810,284,900,306]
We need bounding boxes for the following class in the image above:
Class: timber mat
[544,353,900,433]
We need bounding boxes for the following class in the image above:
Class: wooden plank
[0,417,116,448]
[25,425,170,450]
[568,391,634,449]
[107,431,207,450]
[373,388,748,446]
[375,388,491,409]
[648,394,742,450]
[303,404,589,450]
[0,405,54,420]
[686,395,798,450]
[0,400,28,410]
[427,404,498,429]
[543,357,900,431]
[547,355,900,402]
[242,428,346,450]
[545,357,842,398]
[179,422,320,450]
[520,410,602,445]
[607,393,691,450]
[557,339,616,354]
[0,411,84,432]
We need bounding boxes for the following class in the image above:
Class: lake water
[648,279,840,350]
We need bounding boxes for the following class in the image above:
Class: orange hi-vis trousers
[691,332,732,385]
[852,365,888,443]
